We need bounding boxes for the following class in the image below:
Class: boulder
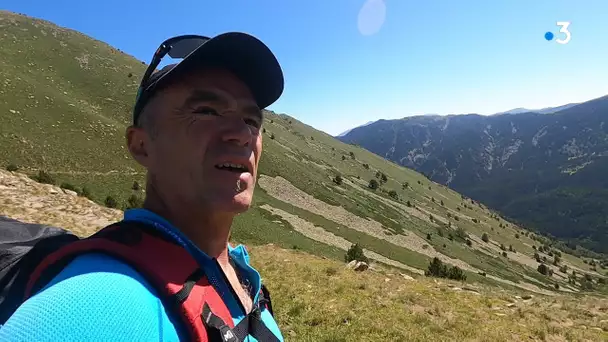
[354,261,369,272]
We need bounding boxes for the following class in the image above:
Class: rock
[354,261,369,272]
[451,287,462,291]
[63,189,77,196]
[522,294,533,300]
[506,303,516,308]
[400,273,414,280]
[463,286,479,293]
[384,278,390,282]
[48,188,58,194]
[346,260,358,269]
[494,313,506,317]
[515,296,522,300]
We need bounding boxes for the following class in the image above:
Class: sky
[4,0,608,135]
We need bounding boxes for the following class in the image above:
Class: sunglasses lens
[167,37,210,59]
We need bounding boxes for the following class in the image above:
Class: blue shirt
[0,209,283,341]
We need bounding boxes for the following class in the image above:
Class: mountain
[339,96,608,253]
[494,103,580,116]
[336,120,376,137]
[2,9,608,326]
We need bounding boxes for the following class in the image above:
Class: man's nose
[221,117,254,147]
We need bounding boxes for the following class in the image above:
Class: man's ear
[126,125,151,168]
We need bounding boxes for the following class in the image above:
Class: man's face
[136,68,263,214]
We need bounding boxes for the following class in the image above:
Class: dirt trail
[0,170,122,236]
[260,204,424,275]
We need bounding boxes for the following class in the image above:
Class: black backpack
[0,215,79,324]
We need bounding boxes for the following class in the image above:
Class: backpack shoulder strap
[259,284,274,317]
[25,221,213,341]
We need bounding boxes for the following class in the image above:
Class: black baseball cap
[133,32,284,125]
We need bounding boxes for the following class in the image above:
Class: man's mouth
[215,163,250,173]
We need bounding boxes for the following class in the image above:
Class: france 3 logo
[544,22,571,45]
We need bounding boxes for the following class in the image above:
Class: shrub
[34,170,55,185]
[454,215,460,221]
[426,233,432,240]
[128,72,133,78]
[537,263,549,276]
[406,200,412,207]
[380,173,388,183]
[402,182,409,189]
[6,163,18,172]
[104,195,119,209]
[333,175,343,185]
[388,190,398,199]
[425,258,466,281]
[554,283,560,290]
[349,151,355,159]
[431,197,435,203]
[598,278,606,285]
[466,239,472,247]
[126,194,144,209]
[581,280,593,290]
[559,265,568,273]
[437,227,445,237]
[80,186,92,199]
[132,181,141,191]
[553,256,561,266]
[345,243,368,263]
[448,234,454,241]
[440,200,444,206]
[502,251,507,257]
[429,214,434,222]
[341,155,346,161]
[362,163,369,169]
[481,233,489,243]
[455,226,468,240]
[447,266,467,281]
[500,244,506,251]
[472,218,478,223]
[515,233,520,239]
[269,133,275,139]
[262,128,266,133]
[368,179,379,190]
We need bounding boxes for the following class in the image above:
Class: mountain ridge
[339,95,608,253]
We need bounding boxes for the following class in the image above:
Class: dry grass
[252,244,608,342]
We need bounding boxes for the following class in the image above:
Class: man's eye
[245,118,262,128]
[193,107,218,115]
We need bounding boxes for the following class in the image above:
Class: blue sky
[4,0,608,135]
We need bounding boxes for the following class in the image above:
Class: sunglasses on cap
[133,35,210,125]
[131,33,285,127]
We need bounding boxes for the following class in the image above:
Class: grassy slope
[1,9,607,308]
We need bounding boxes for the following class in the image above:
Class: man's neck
[143,186,233,263]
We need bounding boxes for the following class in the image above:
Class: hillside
[339,96,608,254]
[2,169,608,341]
[1,10,608,336]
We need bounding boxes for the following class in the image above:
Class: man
[0,32,285,341]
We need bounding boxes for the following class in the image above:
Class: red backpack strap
[24,221,229,341]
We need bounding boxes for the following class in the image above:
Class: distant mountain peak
[336,120,376,137]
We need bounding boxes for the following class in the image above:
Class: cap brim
[146,32,284,109]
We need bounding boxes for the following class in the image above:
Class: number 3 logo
[556,22,571,45]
